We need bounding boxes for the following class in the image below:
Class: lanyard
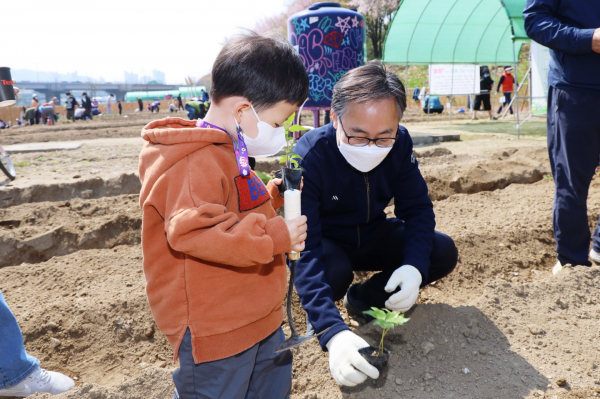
[197,120,251,177]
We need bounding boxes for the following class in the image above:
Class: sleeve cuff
[403,258,429,284]
[265,216,291,256]
[317,322,351,351]
[266,179,285,210]
[576,28,596,53]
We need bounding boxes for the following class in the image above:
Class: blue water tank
[288,2,366,108]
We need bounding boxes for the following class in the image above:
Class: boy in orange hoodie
[138,32,309,399]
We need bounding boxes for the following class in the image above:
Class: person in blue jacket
[524,0,600,272]
[293,62,458,387]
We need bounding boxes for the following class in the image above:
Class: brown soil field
[1,115,600,399]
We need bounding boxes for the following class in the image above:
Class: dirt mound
[419,147,550,200]
[0,173,141,208]
[0,195,141,267]
[414,146,453,158]
[0,246,176,389]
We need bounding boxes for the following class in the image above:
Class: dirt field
[2,113,600,399]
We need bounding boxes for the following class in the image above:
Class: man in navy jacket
[293,62,457,387]
[524,0,600,271]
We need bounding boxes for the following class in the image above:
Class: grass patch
[14,160,32,167]
[436,121,547,137]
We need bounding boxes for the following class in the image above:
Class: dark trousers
[548,86,600,265]
[173,328,292,399]
[66,109,75,120]
[321,218,458,308]
[178,101,184,110]
[497,92,513,114]
[84,109,92,120]
[185,104,198,120]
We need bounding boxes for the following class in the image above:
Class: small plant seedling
[363,307,409,356]
[254,170,272,185]
[278,112,306,171]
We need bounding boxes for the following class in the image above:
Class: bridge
[16,81,181,101]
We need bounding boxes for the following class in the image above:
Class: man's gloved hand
[326,330,379,386]
[384,265,423,313]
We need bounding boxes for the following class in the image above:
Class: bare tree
[349,0,400,59]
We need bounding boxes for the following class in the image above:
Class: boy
[138,31,309,399]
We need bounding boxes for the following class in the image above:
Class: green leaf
[289,125,307,132]
[291,154,303,160]
[254,171,272,185]
[279,155,287,164]
[284,113,296,126]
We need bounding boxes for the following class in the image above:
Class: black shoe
[343,284,374,323]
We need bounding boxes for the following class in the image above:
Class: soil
[2,114,600,399]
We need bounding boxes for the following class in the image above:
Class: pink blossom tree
[349,0,400,59]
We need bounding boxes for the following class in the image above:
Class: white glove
[384,265,423,313]
[326,330,379,386]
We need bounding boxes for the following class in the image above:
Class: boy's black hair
[211,31,309,111]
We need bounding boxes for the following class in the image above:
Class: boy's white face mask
[237,104,286,157]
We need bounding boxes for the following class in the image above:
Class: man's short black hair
[66,92,71,95]
[82,92,87,96]
[211,31,309,111]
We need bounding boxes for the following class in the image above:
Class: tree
[349,0,400,59]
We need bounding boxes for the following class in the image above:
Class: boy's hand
[286,215,307,252]
[271,177,304,191]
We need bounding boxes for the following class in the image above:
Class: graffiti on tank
[289,13,366,105]
[318,17,334,33]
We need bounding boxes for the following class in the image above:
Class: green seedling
[543,173,553,179]
[363,307,409,356]
[279,112,308,171]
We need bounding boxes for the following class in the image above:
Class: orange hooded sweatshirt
[138,117,290,364]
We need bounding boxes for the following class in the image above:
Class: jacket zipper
[363,173,370,224]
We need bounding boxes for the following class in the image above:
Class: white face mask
[337,136,393,173]
[236,104,286,157]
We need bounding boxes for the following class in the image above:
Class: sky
[3,0,288,84]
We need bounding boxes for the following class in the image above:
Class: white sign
[428,64,480,95]
[530,41,551,114]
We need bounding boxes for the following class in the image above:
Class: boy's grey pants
[173,327,292,399]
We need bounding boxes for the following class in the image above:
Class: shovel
[274,255,329,353]
[275,188,329,353]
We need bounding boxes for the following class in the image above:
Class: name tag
[235,174,270,212]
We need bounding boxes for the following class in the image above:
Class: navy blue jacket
[293,123,435,349]
[524,0,600,92]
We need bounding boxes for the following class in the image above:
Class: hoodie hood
[139,117,233,205]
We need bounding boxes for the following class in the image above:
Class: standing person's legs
[66,109,74,120]
[107,104,111,115]
[0,290,40,390]
[172,328,291,399]
[505,92,513,114]
[348,219,458,309]
[547,86,600,267]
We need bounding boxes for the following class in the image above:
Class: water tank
[288,2,366,109]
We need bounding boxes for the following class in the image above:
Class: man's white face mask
[336,118,395,173]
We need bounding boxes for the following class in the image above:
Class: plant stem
[380,328,389,356]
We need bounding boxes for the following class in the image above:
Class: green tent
[383,0,530,65]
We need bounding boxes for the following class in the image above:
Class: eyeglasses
[339,118,397,148]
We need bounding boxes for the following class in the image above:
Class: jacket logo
[332,195,339,200]
[411,152,416,164]
[235,174,270,212]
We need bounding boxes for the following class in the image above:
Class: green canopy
[383,0,530,65]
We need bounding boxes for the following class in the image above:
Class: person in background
[152,99,160,113]
[38,99,56,126]
[177,93,184,110]
[137,97,143,112]
[117,100,122,115]
[0,87,75,397]
[524,0,600,270]
[472,66,496,120]
[200,88,209,102]
[169,102,177,112]
[31,94,39,108]
[74,107,86,120]
[65,92,79,121]
[496,66,515,115]
[184,99,204,120]
[81,92,93,120]
[107,93,114,115]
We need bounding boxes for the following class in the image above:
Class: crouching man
[293,62,458,386]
